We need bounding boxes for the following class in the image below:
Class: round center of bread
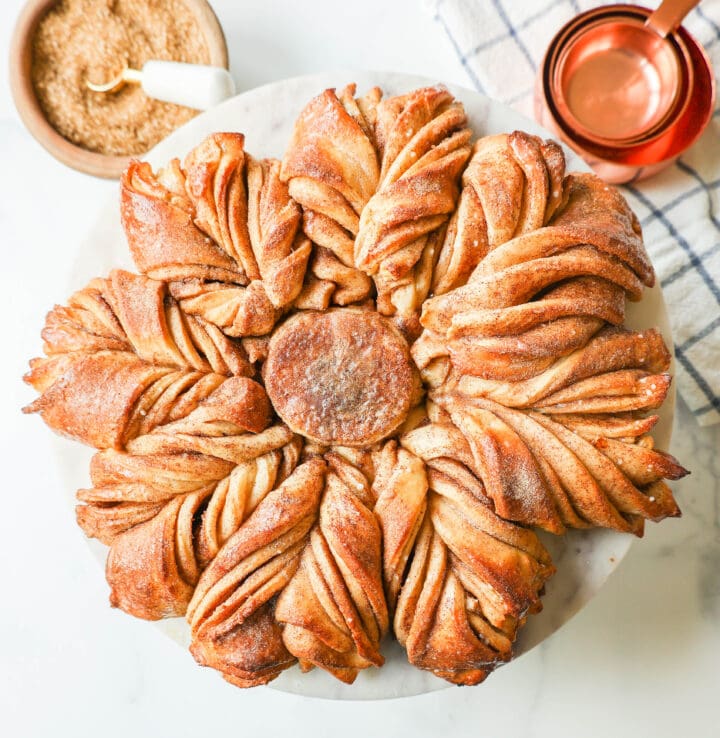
[264,309,417,447]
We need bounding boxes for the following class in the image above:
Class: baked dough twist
[374,436,554,685]
[86,422,299,619]
[122,133,311,337]
[282,84,472,335]
[188,452,387,686]
[417,132,655,384]
[432,131,567,295]
[24,269,257,448]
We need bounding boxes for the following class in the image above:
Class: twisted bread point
[400,417,564,535]
[432,131,567,295]
[121,133,311,337]
[419,153,655,381]
[28,269,251,378]
[281,84,380,306]
[373,440,553,685]
[75,377,298,619]
[452,326,672,409]
[426,327,686,534]
[85,427,299,619]
[187,452,387,687]
[430,393,686,536]
[282,84,471,321]
[24,271,259,448]
[283,85,381,239]
[357,87,471,320]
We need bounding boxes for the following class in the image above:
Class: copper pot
[535,3,715,183]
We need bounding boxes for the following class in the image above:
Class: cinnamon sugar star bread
[25,85,687,689]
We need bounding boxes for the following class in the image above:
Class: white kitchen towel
[430,0,720,426]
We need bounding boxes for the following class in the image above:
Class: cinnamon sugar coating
[264,310,418,446]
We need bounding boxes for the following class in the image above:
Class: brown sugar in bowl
[9,0,230,179]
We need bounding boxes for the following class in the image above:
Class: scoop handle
[646,0,700,38]
[141,61,236,110]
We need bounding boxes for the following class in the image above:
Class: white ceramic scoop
[86,61,236,110]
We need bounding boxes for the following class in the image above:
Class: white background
[1,1,718,736]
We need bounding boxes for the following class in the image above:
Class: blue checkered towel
[430,0,720,426]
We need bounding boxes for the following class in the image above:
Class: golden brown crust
[82,429,300,619]
[106,492,206,619]
[122,159,241,281]
[424,324,686,536]
[374,440,554,684]
[264,309,418,446]
[281,86,381,228]
[453,326,672,407]
[188,454,388,686]
[23,86,687,691]
[25,270,252,382]
[25,352,174,449]
[432,131,566,296]
[121,134,311,337]
[417,134,654,386]
[355,87,471,276]
[282,85,471,321]
[79,408,297,620]
[23,270,269,450]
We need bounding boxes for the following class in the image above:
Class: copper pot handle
[646,0,700,38]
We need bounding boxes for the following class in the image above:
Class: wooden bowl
[9,0,229,179]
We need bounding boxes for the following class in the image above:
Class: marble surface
[1,0,718,734]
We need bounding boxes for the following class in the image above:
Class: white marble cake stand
[53,71,675,700]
